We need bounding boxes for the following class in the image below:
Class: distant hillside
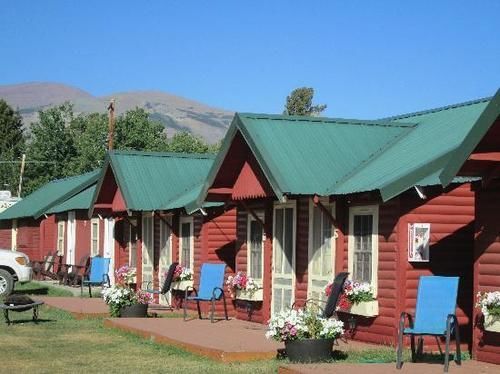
[0,82,234,143]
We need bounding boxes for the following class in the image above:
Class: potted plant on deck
[171,265,194,291]
[102,265,152,317]
[476,291,500,332]
[226,272,263,301]
[266,307,344,362]
[327,279,378,317]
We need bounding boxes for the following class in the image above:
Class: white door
[308,200,335,302]
[103,217,115,285]
[142,214,154,289]
[66,211,76,265]
[272,202,296,315]
[158,216,172,305]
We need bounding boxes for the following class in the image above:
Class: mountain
[0,82,234,143]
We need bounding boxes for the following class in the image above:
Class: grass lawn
[12,281,75,297]
[0,283,441,373]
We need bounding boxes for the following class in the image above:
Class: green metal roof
[91,150,215,212]
[0,170,100,220]
[332,95,493,200]
[439,89,500,185]
[191,91,498,209]
[47,184,97,214]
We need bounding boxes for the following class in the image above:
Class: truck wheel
[0,269,14,297]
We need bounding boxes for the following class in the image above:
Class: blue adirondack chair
[81,256,111,297]
[183,263,228,323]
[396,276,461,372]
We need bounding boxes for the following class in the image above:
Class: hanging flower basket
[484,315,500,333]
[348,300,379,317]
[172,280,194,291]
[235,288,263,301]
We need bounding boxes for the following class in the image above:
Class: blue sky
[0,1,498,118]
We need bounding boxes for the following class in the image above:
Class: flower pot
[119,304,148,318]
[484,315,500,333]
[285,338,334,363]
[235,288,263,301]
[172,280,194,291]
[347,300,379,317]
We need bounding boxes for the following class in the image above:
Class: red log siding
[473,186,500,364]
[400,185,475,350]
[16,218,42,260]
[0,220,11,249]
[234,200,273,323]
[74,211,91,264]
[339,196,400,345]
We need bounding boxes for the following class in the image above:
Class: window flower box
[484,315,500,333]
[235,288,263,301]
[347,300,379,317]
[172,280,194,291]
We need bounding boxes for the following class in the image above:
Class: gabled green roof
[91,150,215,212]
[332,95,494,200]
[47,184,97,214]
[191,91,498,210]
[0,170,100,220]
[439,89,500,185]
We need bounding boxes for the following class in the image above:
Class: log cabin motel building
[1,89,499,364]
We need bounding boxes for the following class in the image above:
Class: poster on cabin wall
[408,223,430,262]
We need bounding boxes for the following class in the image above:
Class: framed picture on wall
[408,223,430,262]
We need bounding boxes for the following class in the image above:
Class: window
[57,220,65,255]
[179,216,194,270]
[348,205,379,289]
[90,218,100,256]
[247,213,264,283]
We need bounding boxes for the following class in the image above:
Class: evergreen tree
[283,87,327,116]
[0,100,25,194]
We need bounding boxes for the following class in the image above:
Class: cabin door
[308,200,335,302]
[158,216,172,305]
[142,214,154,288]
[272,202,296,315]
[103,217,115,285]
[66,211,76,266]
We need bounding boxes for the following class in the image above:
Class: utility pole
[107,99,115,150]
[17,153,26,198]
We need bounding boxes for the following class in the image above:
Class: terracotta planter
[347,300,379,317]
[119,304,148,318]
[235,288,263,301]
[484,315,500,332]
[285,338,334,362]
[172,280,194,291]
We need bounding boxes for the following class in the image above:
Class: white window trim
[179,216,194,271]
[348,205,379,296]
[141,212,154,266]
[11,219,17,251]
[57,220,65,256]
[90,218,100,257]
[307,198,336,299]
[127,218,138,268]
[271,200,297,315]
[246,212,265,284]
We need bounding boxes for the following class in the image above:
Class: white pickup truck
[0,249,32,296]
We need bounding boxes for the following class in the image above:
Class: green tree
[24,103,76,195]
[0,100,25,194]
[114,108,169,152]
[283,87,327,116]
[167,131,219,154]
[66,112,108,175]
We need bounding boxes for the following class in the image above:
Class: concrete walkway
[105,317,376,362]
[36,296,109,318]
[279,360,498,373]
